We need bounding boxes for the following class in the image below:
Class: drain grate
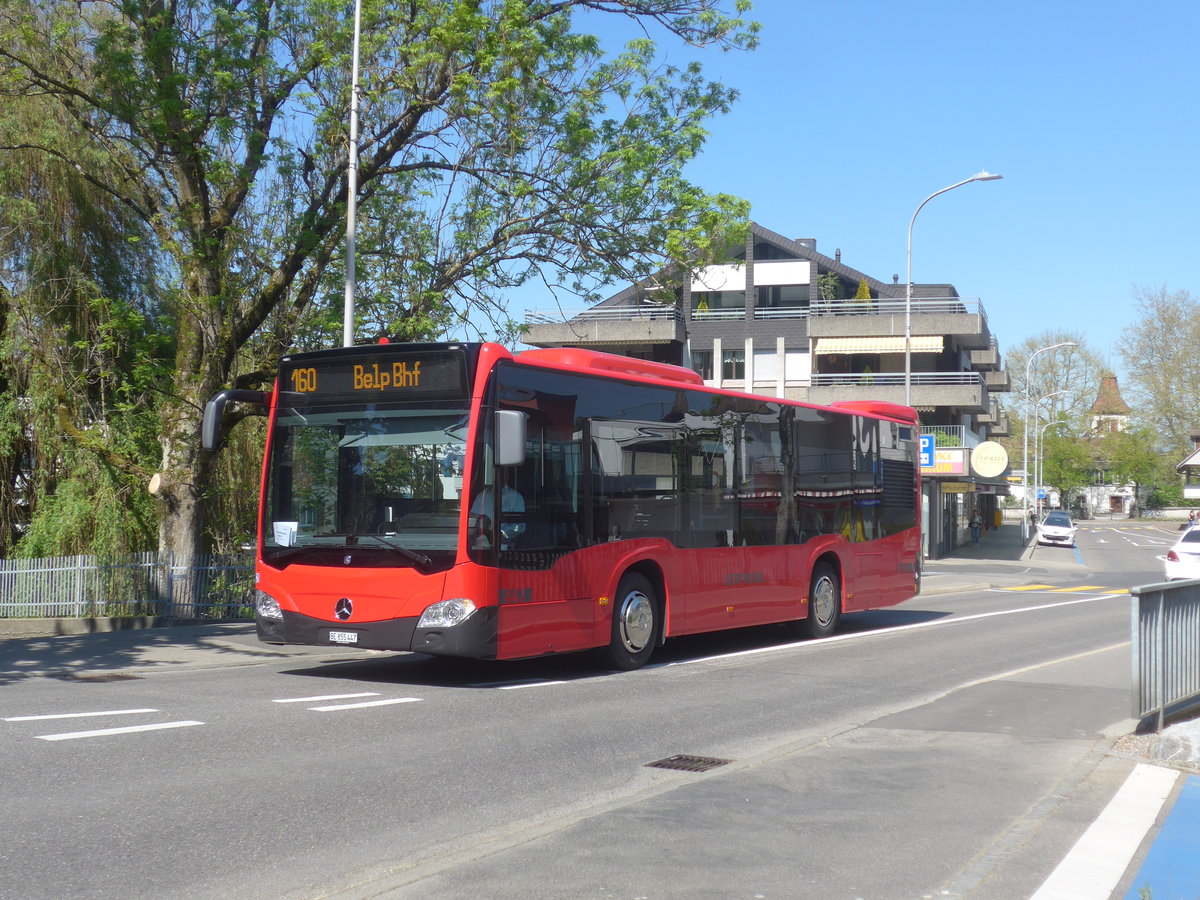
[644,754,733,773]
[71,672,142,683]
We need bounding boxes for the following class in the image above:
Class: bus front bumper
[258,606,498,659]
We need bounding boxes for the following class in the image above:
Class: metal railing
[811,296,988,326]
[690,307,744,321]
[753,306,810,320]
[524,305,682,325]
[921,425,983,449]
[0,552,256,620]
[810,372,985,388]
[1131,580,1200,730]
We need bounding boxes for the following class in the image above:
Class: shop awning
[814,336,943,354]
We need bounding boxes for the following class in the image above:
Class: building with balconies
[522,222,1012,556]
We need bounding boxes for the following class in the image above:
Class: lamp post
[1022,342,1076,540]
[905,171,1003,406]
[1036,418,1069,518]
[1032,391,1069,504]
[342,0,363,348]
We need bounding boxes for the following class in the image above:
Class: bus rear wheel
[599,572,659,670]
[801,562,841,639]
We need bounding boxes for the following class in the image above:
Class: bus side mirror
[202,390,268,451]
[495,410,526,467]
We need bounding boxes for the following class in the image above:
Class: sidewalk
[0,620,375,684]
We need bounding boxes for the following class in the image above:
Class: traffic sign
[919,434,934,467]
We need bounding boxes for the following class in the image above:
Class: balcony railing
[921,425,983,449]
[812,296,987,326]
[753,306,810,320]
[690,307,744,321]
[810,372,984,388]
[524,305,682,325]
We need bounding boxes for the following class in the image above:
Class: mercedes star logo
[335,598,353,621]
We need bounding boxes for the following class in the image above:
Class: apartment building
[523,222,1012,557]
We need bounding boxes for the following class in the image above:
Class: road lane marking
[36,721,205,741]
[661,595,1118,667]
[1003,584,1057,591]
[273,693,379,703]
[309,698,422,711]
[4,708,158,722]
[1051,585,1107,592]
[498,681,567,691]
[1030,763,1178,900]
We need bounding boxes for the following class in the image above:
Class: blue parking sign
[919,434,934,467]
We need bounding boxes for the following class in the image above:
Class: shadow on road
[276,607,954,688]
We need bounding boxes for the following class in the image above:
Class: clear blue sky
[536,0,1200,376]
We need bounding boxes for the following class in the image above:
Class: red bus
[202,341,921,669]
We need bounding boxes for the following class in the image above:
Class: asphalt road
[0,523,1177,899]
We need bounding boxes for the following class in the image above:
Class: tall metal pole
[1037,418,1068,516]
[1032,391,1070,518]
[904,171,1003,406]
[1022,343,1075,540]
[343,0,363,348]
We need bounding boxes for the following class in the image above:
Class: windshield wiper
[361,533,433,567]
[309,532,433,568]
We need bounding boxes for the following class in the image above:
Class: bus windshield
[262,402,470,569]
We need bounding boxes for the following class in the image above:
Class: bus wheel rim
[619,591,654,652]
[812,577,836,627]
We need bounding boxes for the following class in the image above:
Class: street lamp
[1022,342,1076,539]
[1036,418,1069,518]
[905,171,1003,406]
[1033,390,1070,515]
[343,0,364,347]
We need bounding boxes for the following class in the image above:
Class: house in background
[522,222,1013,558]
[1079,374,1135,517]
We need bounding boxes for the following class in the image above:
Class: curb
[0,616,248,641]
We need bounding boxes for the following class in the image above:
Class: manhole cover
[644,754,733,773]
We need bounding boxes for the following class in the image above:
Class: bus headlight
[417,598,476,628]
[256,590,284,621]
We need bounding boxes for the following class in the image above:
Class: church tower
[1090,374,1131,434]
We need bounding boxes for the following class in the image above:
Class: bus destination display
[280,348,468,400]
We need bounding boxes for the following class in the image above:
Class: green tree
[817,271,843,302]
[1041,425,1092,511]
[0,80,167,557]
[998,330,1103,477]
[1095,426,1161,515]
[1119,285,1200,454]
[854,277,872,300]
[0,0,758,559]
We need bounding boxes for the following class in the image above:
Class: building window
[722,350,745,381]
[753,350,777,382]
[693,291,745,313]
[757,284,809,310]
[691,349,713,380]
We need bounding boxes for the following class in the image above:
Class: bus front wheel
[802,563,841,639]
[599,572,659,671]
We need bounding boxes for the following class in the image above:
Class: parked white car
[1164,527,1200,580]
[1036,511,1077,547]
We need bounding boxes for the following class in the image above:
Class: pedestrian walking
[970,512,983,545]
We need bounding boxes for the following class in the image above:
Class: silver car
[1036,511,1077,547]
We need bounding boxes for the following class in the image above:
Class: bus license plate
[329,631,358,644]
